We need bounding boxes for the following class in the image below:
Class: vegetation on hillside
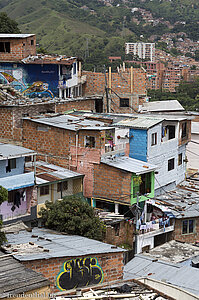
[39,196,105,241]
[0,12,20,33]
[148,77,199,111]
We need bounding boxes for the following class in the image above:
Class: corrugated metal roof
[115,117,163,129]
[140,100,184,112]
[0,143,36,159]
[101,156,157,175]
[4,227,125,261]
[0,250,49,297]
[26,161,83,185]
[27,115,112,131]
[0,34,35,38]
[124,254,199,296]
[0,172,34,191]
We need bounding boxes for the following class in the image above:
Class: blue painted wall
[129,129,147,162]
[0,62,59,97]
[0,157,25,178]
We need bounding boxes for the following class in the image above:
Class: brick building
[0,84,103,141]
[0,34,36,61]
[3,227,125,292]
[82,67,147,113]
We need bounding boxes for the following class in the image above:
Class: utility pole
[135,192,140,255]
[104,65,109,113]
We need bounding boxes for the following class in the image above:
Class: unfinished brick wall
[22,252,124,292]
[104,220,134,247]
[22,120,107,198]
[0,104,55,141]
[55,99,96,113]
[172,218,199,243]
[0,36,36,61]
[93,163,132,204]
[22,119,72,168]
[82,68,146,112]
[0,107,13,139]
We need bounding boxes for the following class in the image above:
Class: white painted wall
[187,123,199,171]
[147,121,186,191]
[136,234,154,254]
[114,128,129,146]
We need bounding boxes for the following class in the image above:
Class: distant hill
[0,0,198,69]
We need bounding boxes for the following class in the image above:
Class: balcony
[137,219,174,238]
[102,143,127,157]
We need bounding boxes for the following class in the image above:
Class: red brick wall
[82,69,146,112]
[0,107,13,139]
[0,36,36,61]
[22,119,72,168]
[22,252,124,292]
[93,163,132,204]
[0,104,55,141]
[172,218,199,243]
[105,220,134,247]
[22,120,107,197]
[55,99,96,113]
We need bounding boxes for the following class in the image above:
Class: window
[178,153,182,166]
[85,136,95,148]
[151,132,157,146]
[6,158,16,173]
[57,181,68,192]
[40,185,49,196]
[182,219,195,234]
[31,39,34,46]
[120,98,129,107]
[168,125,175,140]
[139,173,151,195]
[168,158,175,171]
[182,122,187,139]
[0,42,10,53]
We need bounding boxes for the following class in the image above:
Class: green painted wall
[130,171,155,205]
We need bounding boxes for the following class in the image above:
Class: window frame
[120,98,129,108]
[40,185,49,196]
[57,181,68,192]
[85,136,96,148]
[167,125,175,140]
[0,42,10,53]
[182,219,195,235]
[168,158,175,171]
[182,122,187,139]
[151,132,157,146]
[178,153,182,166]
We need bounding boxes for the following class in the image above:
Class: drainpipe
[33,154,36,185]
[76,133,78,169]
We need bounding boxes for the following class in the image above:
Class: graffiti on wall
[0,63,58,98]
[56,257,104,291]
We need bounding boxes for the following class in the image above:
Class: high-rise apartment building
[125,42,155,62]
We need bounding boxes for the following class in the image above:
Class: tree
[0,12,20,34]
[39,196,105,241]
[0,186,8,245]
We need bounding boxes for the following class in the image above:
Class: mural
[0,63,59,98]
[56,257,104,291]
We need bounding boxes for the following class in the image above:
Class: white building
[125,42,155,62]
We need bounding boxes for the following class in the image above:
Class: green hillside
[0,0,199,69]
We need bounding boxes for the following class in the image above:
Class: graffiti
[22,81,54,98]
[0,63,58,98]
[56,257,104,291]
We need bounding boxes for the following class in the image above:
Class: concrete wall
[187,133,199,170]
[0,157,24,178]
[147,122,186,191]
[0,186,33,221]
